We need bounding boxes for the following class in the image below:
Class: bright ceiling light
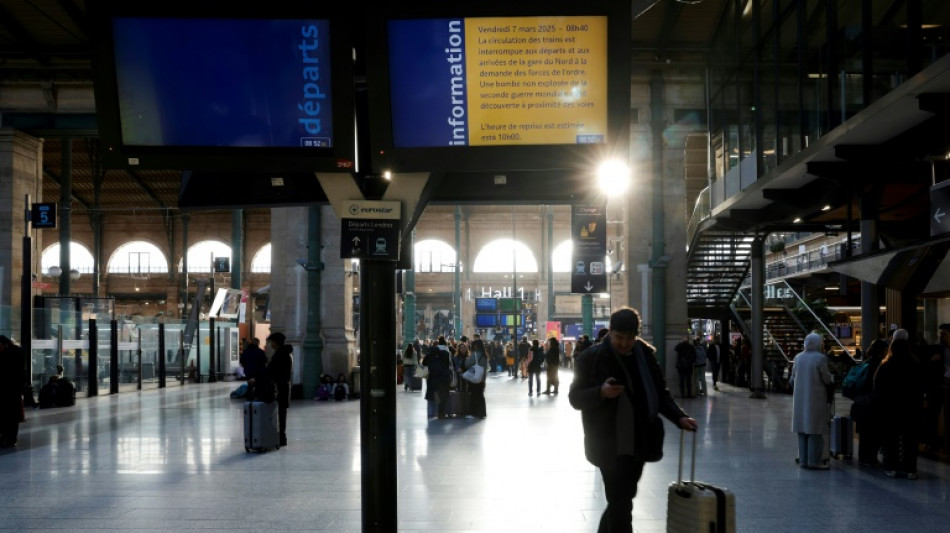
[597,159,631,195]
[793,217,802,223]
[821,205,831,211]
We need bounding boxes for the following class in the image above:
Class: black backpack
[55,379,76,406]
[334,384,347,401]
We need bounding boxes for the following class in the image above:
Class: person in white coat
[790,333,834,469]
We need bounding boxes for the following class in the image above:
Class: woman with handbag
[464,335,489,418]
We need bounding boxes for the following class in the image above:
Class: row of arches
[43,239,615,275]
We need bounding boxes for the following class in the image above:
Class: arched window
[472,239,538,273]
[41,242,95,274]
[552,240,574,273]
[107,241,169,273]
[250,243,271,273]
[179,240,231,273]
[414,239,458,273]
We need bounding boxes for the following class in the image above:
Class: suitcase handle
[677,429,697,486]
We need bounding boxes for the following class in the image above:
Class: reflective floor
[2,369,950,532]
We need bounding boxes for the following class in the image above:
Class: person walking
[265,332,293,447]
[693,337,708,396]
[790,333,833,470]
[402,342,417,392]
[0,336,25,448]
[708,335,722,391]
[527,339,543,397]
[569,307,697,533]
[543,337,560,395]
[674,336,696,398]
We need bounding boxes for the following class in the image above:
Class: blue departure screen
[112,18,333,149]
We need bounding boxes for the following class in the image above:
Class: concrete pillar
[320,205,356,377]
[59,139,72,295]
[0,129,43,337]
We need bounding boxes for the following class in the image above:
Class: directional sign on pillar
[931,180,950,237]
[340,200,401,261]
[571,204,607,294]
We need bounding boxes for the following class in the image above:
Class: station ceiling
[0,0,727,214]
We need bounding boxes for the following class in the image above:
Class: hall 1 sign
[571,204,607,294]
[931,180,950,237]
[341,200,401,261]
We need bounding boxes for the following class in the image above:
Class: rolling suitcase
[667,430,736,533]
[445,390,464,417]
[409,375,423,391]
[244,401,280,452]
[830,415,853,459]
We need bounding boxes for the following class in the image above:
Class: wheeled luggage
[408,375,423,391]
[667,431,736,533]
[830,414,853,459]
[244,401,280,452]
[445,390,464,417]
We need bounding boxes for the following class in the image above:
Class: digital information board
[112,18,334,149]
[388,16,607,148]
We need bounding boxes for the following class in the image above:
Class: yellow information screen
[464,16,608,146]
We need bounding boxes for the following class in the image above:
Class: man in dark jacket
[266,332,293,447]
[516,336,530,379]
[240,338,267,380]
[569,308,696,533]
[0,336,25,447]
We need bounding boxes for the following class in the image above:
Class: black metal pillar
[360,260,397,532]
[750,237,767,399]
[87,318,98,397]
[110,320,119,394]
[158,322,166,388]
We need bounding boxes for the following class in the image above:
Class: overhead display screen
[112,17,334,149]
[387,16,607,148]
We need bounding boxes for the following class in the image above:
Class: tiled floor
[2,369,949,532]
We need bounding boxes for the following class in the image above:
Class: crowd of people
[790,323,950,480]
[401,330,615,419]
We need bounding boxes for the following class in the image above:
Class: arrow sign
[352,236,361,246]
[585,282,594,291]
[931,182,950,237]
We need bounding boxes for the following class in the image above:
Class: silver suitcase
[243,401,280,452]
[667,431,736,533]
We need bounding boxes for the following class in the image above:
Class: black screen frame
[89,1,356,173]
[366,0,631,175]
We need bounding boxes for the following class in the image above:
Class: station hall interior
[4,0,950,531]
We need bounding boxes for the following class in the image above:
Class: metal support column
[582,294,593,337]
[454,206,462,336]
[402,232,416,345]
[360,259,397,532]
[750,237,767,399]
[546,207,554,323]
[21,194,34,404]
[231,210,243,290]
[87,319,98,397]
[59,139,72,295]
[649,70,668,365]
[860,194,880,351]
